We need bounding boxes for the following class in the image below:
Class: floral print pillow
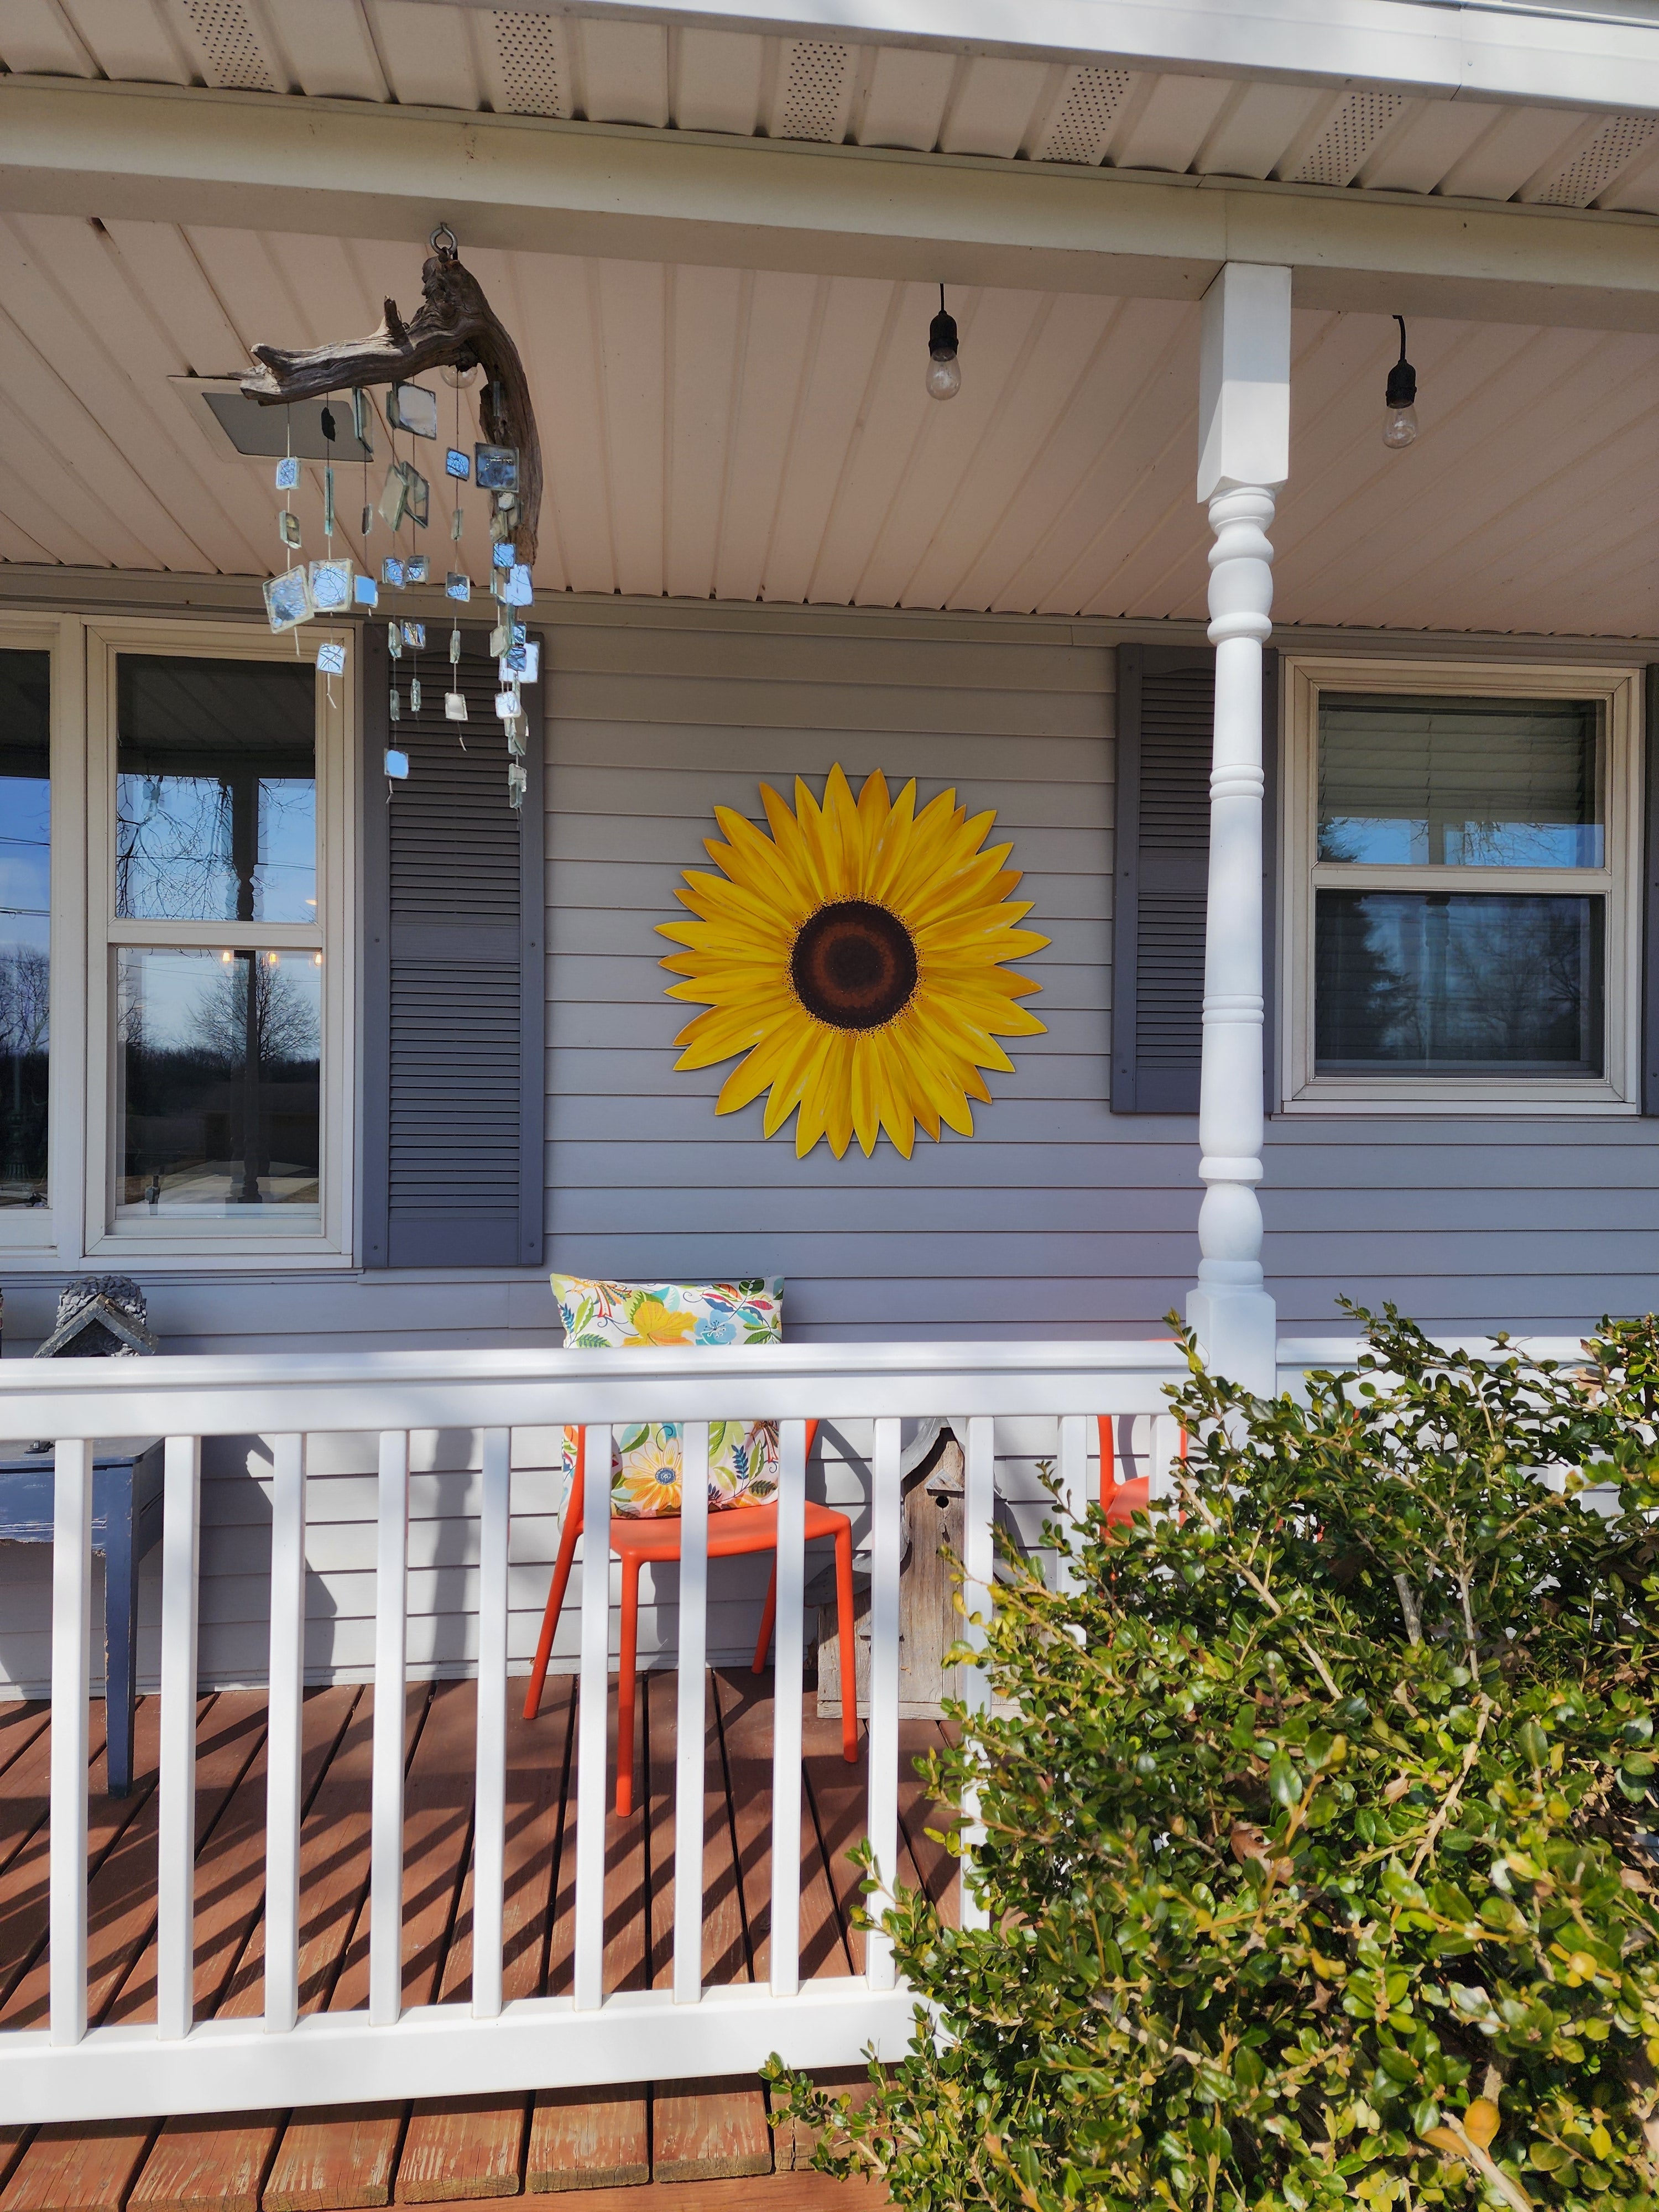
[550,1276,783,1518]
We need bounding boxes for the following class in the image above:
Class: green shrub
[768,1307,1659,2212]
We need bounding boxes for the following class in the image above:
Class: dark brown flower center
[790,900,919,1031]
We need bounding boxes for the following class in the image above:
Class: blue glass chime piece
[275,455,300,491]
[445,448,470,480]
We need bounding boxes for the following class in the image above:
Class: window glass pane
[1315,891,1603,1076]
[116,947,321,1222]
[0,651,49,1209]
[116,656,317,922]
[1318,693,1601,867]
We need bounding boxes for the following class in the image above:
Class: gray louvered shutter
[361,624,544,1266]
[1112,644,1214,1114]
[1112,644,1280,1116]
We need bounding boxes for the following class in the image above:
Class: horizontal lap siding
[545,619,1131,1335]
[5,602,1659,1702]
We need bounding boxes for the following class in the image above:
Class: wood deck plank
[265,1683,475,2212]
[524,2091,649,2196]
[394,2098,525,2206]
[401,1689,576,2209]
[260,1688,429,2212]
[0,2120,158,2212]
[650,2081,770,2184]
[895,1721,958,1928]
[130,2115,284,2212]
[560,2171,888,2209]
[262,2109,407,2212]
[125,1693,367,2212]
[0,1706,49,1788]
[84,1692,269,2028]
[0,1699,92,1887]
[0,1696,164,2022]
[714,1671,843,1992]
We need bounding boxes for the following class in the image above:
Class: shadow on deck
[0,1676,956,2211]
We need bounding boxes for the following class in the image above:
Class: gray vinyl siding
[2,596,1658,1700]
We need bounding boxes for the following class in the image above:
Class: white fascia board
[413,0,1659,112]
[7,79,1659,329]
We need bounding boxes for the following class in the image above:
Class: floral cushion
[550,1276,782,1517]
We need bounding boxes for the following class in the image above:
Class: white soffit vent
[491,9,568,117]
[1293,91,1405,186]
[179,0,276,92]
[1533,113,1659,204]
[777,39,852,142]
[1036,65,1133,165]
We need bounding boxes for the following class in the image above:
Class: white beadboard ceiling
[0,214,1654,637]
[4,0,1659,218]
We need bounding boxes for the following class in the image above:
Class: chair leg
[752,1562,778,1674]
[616,1552,641,1819]
[524,1436,585,1722]
[833,1521,858,1763]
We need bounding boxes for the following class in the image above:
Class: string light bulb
[1384,315,1418,448]
[926,285,961,401]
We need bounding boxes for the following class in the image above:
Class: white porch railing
[0,1339,1193,2126]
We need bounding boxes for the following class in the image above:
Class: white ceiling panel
[937,56,1051,161]
[0,211,1654,638]
[673,27,763,137]
[855,43,955,154]
[1196,81,1328,181]
[577,15,668,129]
[59,0,187,85]
[1355,100,1499,191]
[1110,72,1233,175]
[0,0,95,75]
[1438,105,1591,199]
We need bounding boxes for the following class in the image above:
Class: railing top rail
[1275,1335,1596,1370]
[0,1337,1196,1442]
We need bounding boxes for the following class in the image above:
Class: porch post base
[1185,1281,1277,1398]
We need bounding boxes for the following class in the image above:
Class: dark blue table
[0,1444,163,1796]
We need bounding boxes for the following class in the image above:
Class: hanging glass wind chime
[250,224,541,810]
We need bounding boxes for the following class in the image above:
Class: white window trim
[0,612,82,1256]
[79,617,356,1263]
[1278,654,1644,1118]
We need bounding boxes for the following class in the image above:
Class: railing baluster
[672,1421,709,2005]
[768,1417,807,1998]
[472,1428,510,2020]
[369,1431,409,2028]
[157,1436,202,2041]
[1151,1415,1178,1504]
[264,1434,306,2034]
[1056,1415,1088,1593]
[572,1421,612,2012]
[49,1438,92,2048]
[959,1415,995,1935]
[864,1416,902,1992]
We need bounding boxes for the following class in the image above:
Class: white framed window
[0,613,79,1255]
[81,619,354,1258]
[1280,656,1644,1115]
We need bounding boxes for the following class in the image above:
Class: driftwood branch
[241,242,543,570]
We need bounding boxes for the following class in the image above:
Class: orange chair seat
[608,1498,848,1559]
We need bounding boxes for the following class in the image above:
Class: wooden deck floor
[0,1677,952,2212]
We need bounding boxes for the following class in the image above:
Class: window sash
[82,622,352,1259]
[1280,655,1643,1114]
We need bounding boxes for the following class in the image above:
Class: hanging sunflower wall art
[656,765,1048,1159]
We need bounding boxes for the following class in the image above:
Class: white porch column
[1185,262,1291,1397]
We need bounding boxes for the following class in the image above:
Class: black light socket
[1386,316,1416,408]
[928,306,959,362]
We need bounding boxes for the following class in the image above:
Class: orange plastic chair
[523,1417,859,1815]
[1098,1415,1186,1523]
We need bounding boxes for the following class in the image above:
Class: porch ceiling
[1,216,1655,635]
[5,0,1659,220]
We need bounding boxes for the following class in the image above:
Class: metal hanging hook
[430,223,460,257]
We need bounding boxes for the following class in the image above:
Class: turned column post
[1184,263,1291,1397]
